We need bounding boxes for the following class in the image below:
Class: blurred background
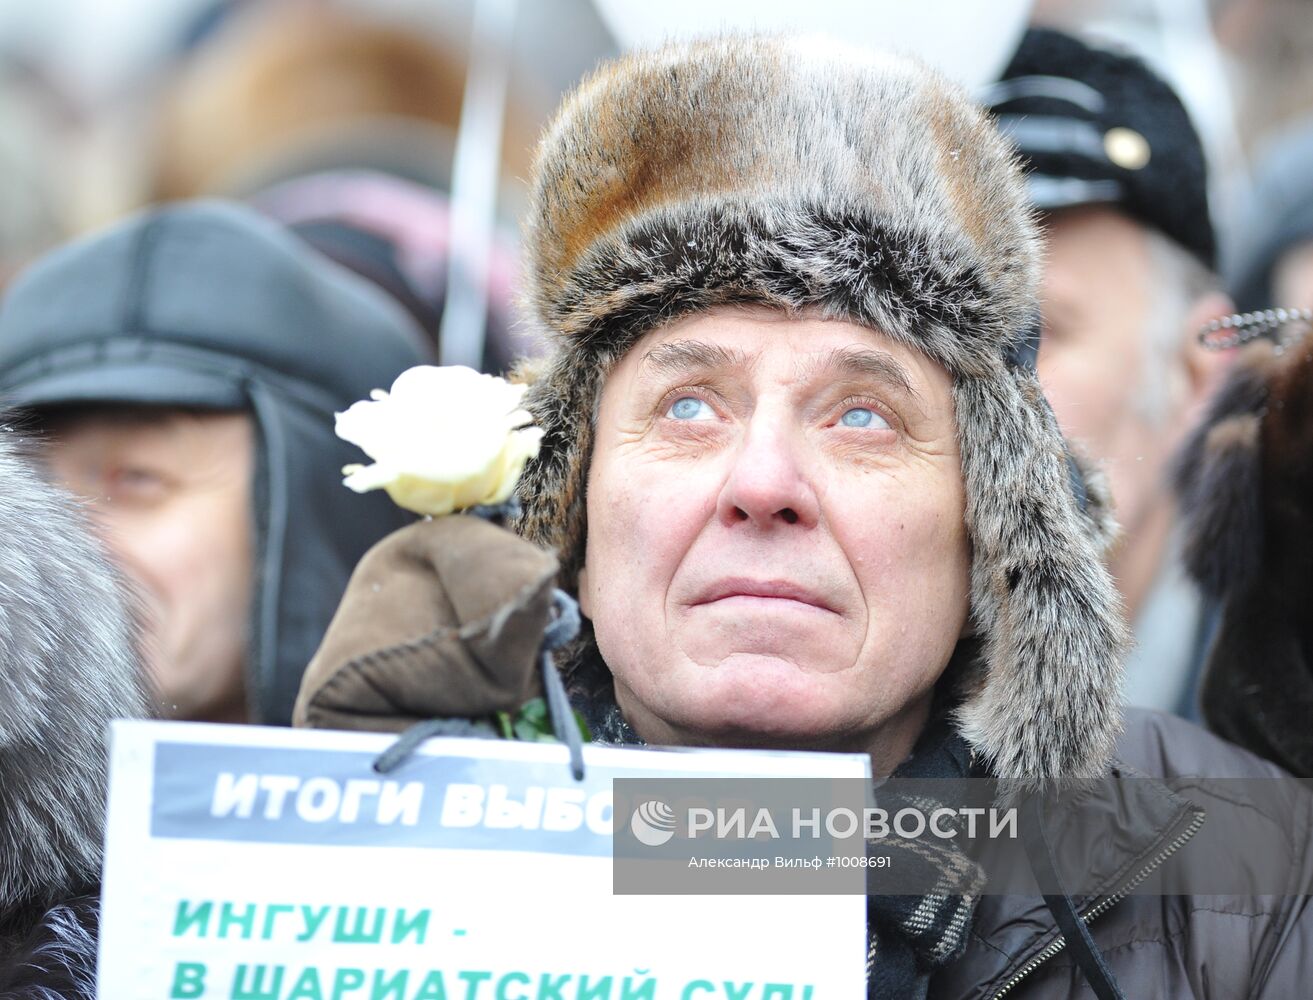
[0,0,1308,367]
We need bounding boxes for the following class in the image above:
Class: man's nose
[715,416,819,529]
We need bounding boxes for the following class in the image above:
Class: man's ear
[1180,291,1239,424]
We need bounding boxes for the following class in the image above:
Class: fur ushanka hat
[514,37,1127,792]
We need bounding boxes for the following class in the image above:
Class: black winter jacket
[930,709,1313,998]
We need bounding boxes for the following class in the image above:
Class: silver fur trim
[0,431,148,916]
[0,899,98,1000]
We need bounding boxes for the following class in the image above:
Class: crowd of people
[2,3,1313,997]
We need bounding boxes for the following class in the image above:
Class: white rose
[335,365,544,516]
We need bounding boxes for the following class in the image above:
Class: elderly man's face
[578,307,970,765]
[1038,209,1159,519]
[1037,207,1234,623]
[44,408,254,724]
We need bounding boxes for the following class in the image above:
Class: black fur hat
[514,36,1128,792]
[1176,333,1313,776]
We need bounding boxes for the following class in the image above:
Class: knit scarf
[582,695,985,999]
[865,707,985,999]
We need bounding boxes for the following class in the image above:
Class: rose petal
[384,475,458,516]
[334,364,543,512]
[341,461,398,493]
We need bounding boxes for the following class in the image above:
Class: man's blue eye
[668,397,714,420]
[841,407,889,429]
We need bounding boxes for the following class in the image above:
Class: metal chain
[1197,306,1313,351]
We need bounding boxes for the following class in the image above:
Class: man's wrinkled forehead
[587,304,954,427]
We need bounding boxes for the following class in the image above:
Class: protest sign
[98,721,870,999]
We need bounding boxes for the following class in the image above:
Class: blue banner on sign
[151,743,635,856]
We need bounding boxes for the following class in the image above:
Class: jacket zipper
[985,808,1205,999]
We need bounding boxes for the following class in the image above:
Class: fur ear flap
[516,351,601,593]
[1177,414,1263,598]
[1173,346,1271,500]
[1066,447,1119,555]
[953,370,1128,793]
[1173,351,1272,598]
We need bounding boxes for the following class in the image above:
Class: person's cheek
[88,505,189,710]
[599,467,679,618]
[1039,345,1095,441]
[590,450,707,675]
[95,506,169,612]
[146,507,205,664]
[843,472,966,633]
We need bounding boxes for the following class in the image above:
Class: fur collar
[0,433,147,920]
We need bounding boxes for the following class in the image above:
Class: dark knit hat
[989,27,1216,269]
[514,37,1128,793]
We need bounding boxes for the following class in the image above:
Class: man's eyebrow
[637,340,924,411]
[638,340,756,378]
[805,347,922,405]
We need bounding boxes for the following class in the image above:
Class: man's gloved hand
[293,515,559,733]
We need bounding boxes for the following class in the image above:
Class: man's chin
[654,687,868,752]
[612,652,883,750]
[673,708,866,753]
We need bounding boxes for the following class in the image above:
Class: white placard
[98,721,870,999]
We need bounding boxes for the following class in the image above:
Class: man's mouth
[693,578,837,614]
